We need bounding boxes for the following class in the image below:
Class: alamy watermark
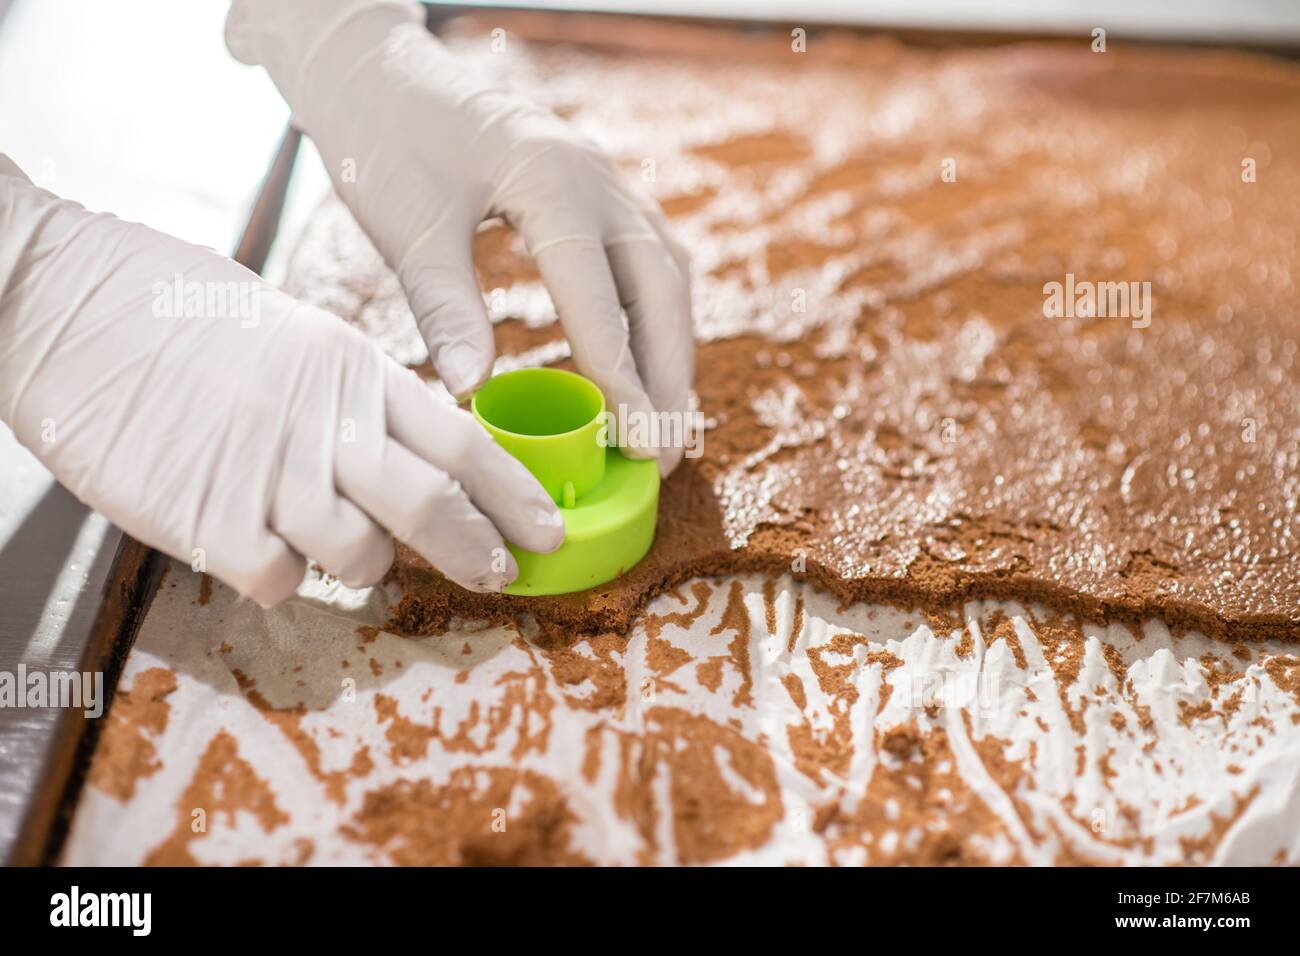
[152,273,261,328]
[50,886,151,936]
[1043,273,1152,329]
[0,666,104,718]
[597,404,705,458]
[894,668,1004,718]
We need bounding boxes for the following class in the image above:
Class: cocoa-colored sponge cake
[285,14,1300,642]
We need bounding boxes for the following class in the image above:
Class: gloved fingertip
[527,505,567,554]
[658,443,685,479]
[436,340,493,401]
[336,539,396,591]
[475,571,516,594]
[250,580,298,610]
[620,442,658,461]
[462,546,519,594]
[495,501,565,557]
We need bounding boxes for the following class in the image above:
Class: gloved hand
[0,156,563,606]
[226,0,694,475]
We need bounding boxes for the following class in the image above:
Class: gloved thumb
[401,253,496,401]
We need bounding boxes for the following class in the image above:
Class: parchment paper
[62,562,1300,865]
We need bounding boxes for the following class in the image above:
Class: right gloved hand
[226,0,696,477]
[0,156,563,606]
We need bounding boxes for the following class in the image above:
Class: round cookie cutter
[471,367,659,596]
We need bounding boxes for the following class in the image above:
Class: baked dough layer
[284,14,1300,641]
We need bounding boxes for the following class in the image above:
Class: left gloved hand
[0,154,564,605]
[227,0,695,476]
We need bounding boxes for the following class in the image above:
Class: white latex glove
[0,157,563,606]
[226,0,695,475]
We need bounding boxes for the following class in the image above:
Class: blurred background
[1,0,1298,275]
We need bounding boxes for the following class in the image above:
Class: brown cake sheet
[284,14,1300,642]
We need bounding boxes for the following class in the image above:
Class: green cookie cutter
[471,367,659,596]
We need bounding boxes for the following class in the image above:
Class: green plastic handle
[470,367,661,596]
[471,367,606,506]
